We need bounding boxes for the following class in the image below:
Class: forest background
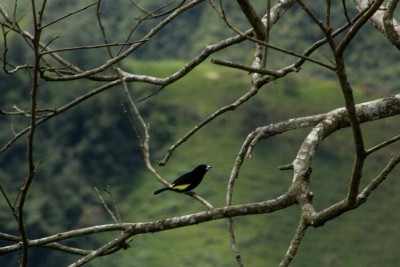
[0,1,399,266]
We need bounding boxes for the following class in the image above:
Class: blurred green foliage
[2,0,400,90]
[0,1,399,266]
[1,59,399,267]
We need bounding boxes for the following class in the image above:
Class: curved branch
[292,95,400,226]
[383,0,400,49]
[353,0,400,50]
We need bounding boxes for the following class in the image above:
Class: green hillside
[1,0,400,91]
[2,60,397,266]
[112,61,399,267]
[1,0,400,265]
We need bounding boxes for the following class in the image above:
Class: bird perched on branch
[154,164,212,195]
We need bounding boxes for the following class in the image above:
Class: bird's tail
[154,187,169,195]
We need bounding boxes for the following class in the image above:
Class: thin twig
[104,185,122,223]
[211,58,288,77]
[341,0,352,24]
[337,0,385,54]
[94,187,119,224]
[184,192,214,209]
[40,1,98,29]
[366,134,400,155]
[157,84,260,165]
[96,0,113,58]
[0,183,17,220]
[40,40,149,55]
[0,78,124,156]
[0,232,91,256]
[357,154,400,204]
[227,217,245,267]
[68,231,132,267]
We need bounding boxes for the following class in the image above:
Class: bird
[154,164,212,195]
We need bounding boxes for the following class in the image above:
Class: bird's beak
[206,165,212,170]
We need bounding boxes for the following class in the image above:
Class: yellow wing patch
[169,183,190,190]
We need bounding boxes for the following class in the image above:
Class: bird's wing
[169,183,191,190]
[168,172,192,190]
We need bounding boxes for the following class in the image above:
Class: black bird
[154,164,212,195]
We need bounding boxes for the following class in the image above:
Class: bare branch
[94,187,120,224]
[227,217,245,267]
[40,40,148,55]
[0,195,295,256]
[14,1,45,265]
[130,0,187,19]
[184,192,215,209]
[291,95,400,227]
[279,218,309,267]
[357,154,400,204]
[245,114,327,158]
[308,153,400,227]
[211,58,294,77]
[0,232,91,256]
[1,1,399,266]
[0,79,123,156]
[68,231,132,267]
[119,70,165,185]
[334,54,366,206]
[157,83,260,165]
[119,32,247,87]
[366,134,400,155]
[236,0,266,40]
[40,1,98,30]
[383,0,400,49]
[353,0,400,50]
[119,68,215,209]
[0,183,17,220]
[213,0,334,71]
[337,0,384,54]
[43,0,205,81]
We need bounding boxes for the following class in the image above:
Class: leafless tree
[0,0,399,266]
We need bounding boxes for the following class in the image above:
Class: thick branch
[383,0,400,50]
[236,0,265,40]
[293,95,400,183]
[292,95,400,226]
[0,194,295,255]
[353,0,400,50]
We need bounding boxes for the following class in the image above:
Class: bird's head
[195,164,212,172]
